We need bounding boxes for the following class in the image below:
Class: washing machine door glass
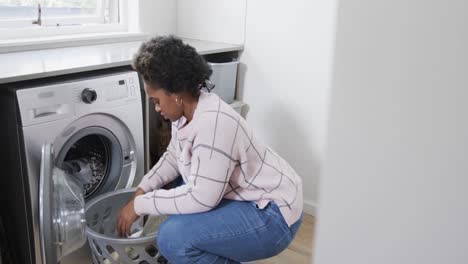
[39,143,87,264]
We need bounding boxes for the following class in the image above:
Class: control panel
[16,71,141,127]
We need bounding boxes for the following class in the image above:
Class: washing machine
[0,68,144,264]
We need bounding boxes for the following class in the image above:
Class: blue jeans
[156,199,303,263]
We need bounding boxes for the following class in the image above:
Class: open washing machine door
[39,143,87,264]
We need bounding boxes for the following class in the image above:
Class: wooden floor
[257,214,315,264]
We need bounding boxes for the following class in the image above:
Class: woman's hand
[117,188,145,237]
[117,199,138,237]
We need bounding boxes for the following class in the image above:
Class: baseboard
[303,200,317,216]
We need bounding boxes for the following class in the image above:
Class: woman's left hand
[117,199,139,237]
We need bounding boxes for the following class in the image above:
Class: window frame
[0,0,128,41]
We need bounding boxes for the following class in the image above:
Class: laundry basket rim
[85,187,160,244]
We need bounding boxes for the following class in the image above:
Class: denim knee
[156,217,190,260]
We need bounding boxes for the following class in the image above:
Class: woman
[117,36,304,263]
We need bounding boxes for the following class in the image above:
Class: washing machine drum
[61,135,111,199]
[54,121,133,201]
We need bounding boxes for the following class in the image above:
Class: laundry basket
[204,51,240,104]
[85,188,169,264]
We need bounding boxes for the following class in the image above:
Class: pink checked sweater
[134,91,303,226]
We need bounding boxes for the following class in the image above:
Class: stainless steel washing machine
[0,68,144,264]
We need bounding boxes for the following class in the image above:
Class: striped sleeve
[134,113,235,216]
[137,132,180,192]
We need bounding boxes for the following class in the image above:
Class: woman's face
[144,81,183,122]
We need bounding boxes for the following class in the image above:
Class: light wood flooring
[257,214,315,264]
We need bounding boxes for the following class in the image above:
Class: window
[0,0,120,28]
[0,0,127,40]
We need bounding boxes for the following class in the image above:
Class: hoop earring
[175,97,183,105]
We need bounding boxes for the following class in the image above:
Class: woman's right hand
[116,188,145,237]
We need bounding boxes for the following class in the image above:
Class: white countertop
[0,38,243,84]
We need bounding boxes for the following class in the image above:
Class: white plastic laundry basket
[85,188,169,264]
[208,60,239,104]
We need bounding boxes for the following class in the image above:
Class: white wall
[314,0,468,263]
[176,0,246,44]
[129,0,177,36]
[238,0,337,214]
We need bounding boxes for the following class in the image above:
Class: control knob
[81,88,97,104]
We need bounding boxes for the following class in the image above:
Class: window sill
[0,32,148,54]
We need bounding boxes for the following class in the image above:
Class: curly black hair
[132,35,212,97]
